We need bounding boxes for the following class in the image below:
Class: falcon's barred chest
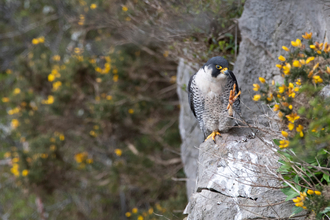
[188,56,240,138]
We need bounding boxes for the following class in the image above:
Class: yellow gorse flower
[267,93,273,101]
[259,77,266,83]
[8,107,20,115]
[13,88,21,94]
[32,38,39,44]
[89,130,96,137]
[300,192,307,198]
[299,59,306,65]
[2,97,9,102]
[287,83,297,98]
[279,140,289,148]
[115,149,122,156]
[252,94,261,101]
[22,169,29,177]
[307,189,314,195]
[278,85,285,93]
[11,119,20,129]
[308,70,314,78]
[296,124,304,137]
[273,104,280,111]
[293,60,301,67]
[292,198,300,203]
[315,191,322,195]
[122,5,128,11]
[31,36,45,44]
[326,66,330,74]
[52,55,61,61]
[313,75,323,83]
[38,36,45,43]
[306,56,315,64]
[281,131,288,137]
[291,39,302,47]
[75,152,88,163]
[302,32,312,39]
[52,81,62,91]
[283,63,291,75]
[90,3,97,9]
[253,84,260,91]
[282,46,290,52]
[286,113,300,123]
[296,124,303,132]
[42,95,55,104]
[276,64,282,69]
[288,123,294,130]
[278,111,283,118]
[278,55,286,62]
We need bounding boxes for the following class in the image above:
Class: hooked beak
[221,67,229,75]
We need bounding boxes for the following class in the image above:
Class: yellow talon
[205,131,221,142]
[227,84,241,116]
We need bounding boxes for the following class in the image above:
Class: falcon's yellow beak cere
[221,67,228,74]
[188,56,241,142]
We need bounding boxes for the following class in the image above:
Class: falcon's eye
[216,65,222,70]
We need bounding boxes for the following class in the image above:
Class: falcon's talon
[227,84,241,110]
[205,131,221,142]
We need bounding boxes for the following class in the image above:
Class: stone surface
[234,0,330,120]
[177,58,203,198]
[183,126,306,220]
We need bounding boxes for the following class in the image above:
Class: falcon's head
[203,56,230,79]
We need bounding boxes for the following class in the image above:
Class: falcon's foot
[227,84,241,116]
[205,130,221,143]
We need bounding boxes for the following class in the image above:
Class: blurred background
[0,0,244,219]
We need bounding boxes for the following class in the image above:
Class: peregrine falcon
[188,56,241,141]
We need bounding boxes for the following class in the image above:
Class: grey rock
[184,127,306,220]
[320,85,330,98]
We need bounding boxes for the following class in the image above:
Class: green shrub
[253,32,330,219]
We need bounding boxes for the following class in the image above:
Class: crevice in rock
[197,187,258,201]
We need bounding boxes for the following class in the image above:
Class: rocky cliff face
[183,127,304,219]
[177,0,330,219]
[177,59,202,198]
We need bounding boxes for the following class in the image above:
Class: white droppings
[205,143,259,220]
[233,197,242,220]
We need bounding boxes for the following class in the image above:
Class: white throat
[195,66,227,95]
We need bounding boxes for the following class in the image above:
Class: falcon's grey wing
[188,72,206,137]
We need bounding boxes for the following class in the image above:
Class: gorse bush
[1,41,183,219]
[253,32,330,219]
[0,0,245,219]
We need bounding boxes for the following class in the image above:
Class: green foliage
[0,0,245,218]
[257,34,330,219]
